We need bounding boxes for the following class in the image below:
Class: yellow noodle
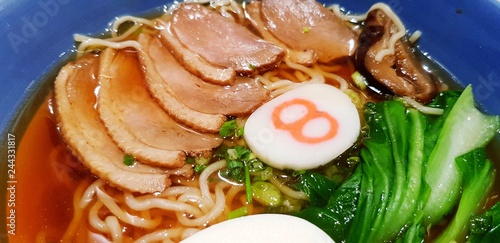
[110,15,156,38]
[105,216,123,242]
[134,228,183,243]
[402,96,444,115]
[199,160,227,206]
[175,182,227,227]
[269,177,309,200]
[61,178,93,241]
[313,63,349,90]
[74,34,142,56]
[96,188,163,229]
[124,192,203,217]
[331,2,407,62]
[318,63,343,73]
[88,200,107,232]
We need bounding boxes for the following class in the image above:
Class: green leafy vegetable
[423,85,500,225]
[295,172,340,207]
[294,86,500,242]
[295,167,361,242]
[435,148,495,243]
[348,101,426,242]
[468,201,500,243]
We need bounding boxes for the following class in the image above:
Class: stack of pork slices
[53,0,357,193]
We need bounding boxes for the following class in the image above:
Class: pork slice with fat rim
[97,48,222,168]
[158,19,236,86]
[54,54,174,193]
[167,3,285,80]
[139,34,270,117]
[260,0,357,63]
[245,1,318,66]
[138,34,227,133]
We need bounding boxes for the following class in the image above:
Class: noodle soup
[3,0,500,242]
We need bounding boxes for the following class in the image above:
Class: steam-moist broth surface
[8,61,360,242]
[4,0,500,242]
[10,96,267,241]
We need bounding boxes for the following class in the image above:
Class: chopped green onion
[302,26,311,33]
[259,167,274,181]
[351,71,367,90]
[252,181,282,207]
[194,164,207,174]
[194,156,210,165]
[234,146,250,158]
[249,63,256,69]
[227,160,244,169]
[185,157,195,164]
[245,163,252,204]
[227,206,248,219]
[226,148,239,160]
[236,127,244,137]
[219,120,238,138]
[123,154,135,166]
[292,170,306,177]
[220,165,245,183]
[248,160,264,172]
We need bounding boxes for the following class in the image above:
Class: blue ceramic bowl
[0,0,499,240]
[1,0,500,133]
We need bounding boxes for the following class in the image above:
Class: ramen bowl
[1,0,499,242]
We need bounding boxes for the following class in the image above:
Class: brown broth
[7,97,92,242]
[6,68,500,242]
[5,96,266,242]
[3,5,499,241]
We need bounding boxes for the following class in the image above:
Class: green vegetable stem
[422,85,500,225]
[295,85,500,242]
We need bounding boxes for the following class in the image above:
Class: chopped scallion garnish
[219,120,238,138]
[244,163,252,204]
[292,170,306,177]
[236,127,244,137]
[351,71,368,90]
[227,206,248,219]
[194,164,207,174]
[185,157,195,164]
[123,154,135,166]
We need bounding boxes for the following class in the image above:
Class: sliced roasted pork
[138,34,227,133]
[159,19,236,86]
[139,34,269,118]
[54,54,174,193]
[163,3,285,84]
[98,48,222,168]
[245,1,318,65]
[260,0,357,63]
